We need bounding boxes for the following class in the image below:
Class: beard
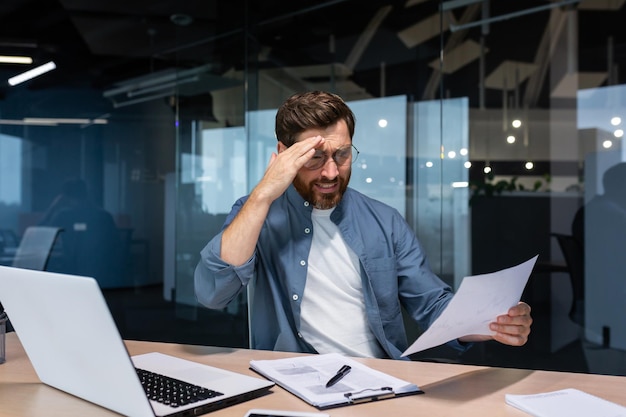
[293,170,351,209]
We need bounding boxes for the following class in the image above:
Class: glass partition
[411,98,470,287]
[440,1,626,374]
[2,0,626,376]
[577,84,626,351]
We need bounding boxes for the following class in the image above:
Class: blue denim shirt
[195,185,465,359]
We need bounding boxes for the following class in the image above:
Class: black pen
[325,365,351,388]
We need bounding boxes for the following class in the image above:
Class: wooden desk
[2,332,625,417]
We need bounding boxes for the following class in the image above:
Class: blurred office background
[1,0,626,376]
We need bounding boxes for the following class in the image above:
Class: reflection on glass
[577,85,626,351]
[412,98,469,287]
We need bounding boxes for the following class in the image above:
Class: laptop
[0,265,274,417]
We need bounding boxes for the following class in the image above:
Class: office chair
[3,226,62,332]
[551,233,585,326]
[11,226,62,271]
[0,229,19,252]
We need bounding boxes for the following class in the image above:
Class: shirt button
[304,201,309,207]
[300,260,306,266]
[292,294,299,301]
[304,228,311,234]
[297,332,303,338]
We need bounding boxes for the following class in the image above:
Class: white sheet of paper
[401,255,538,356]
[505,388,626,417]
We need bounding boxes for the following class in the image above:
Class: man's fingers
[493,332,528,346]
[490,320,531,346]
[508,302,532,317]
[276,135,324,168]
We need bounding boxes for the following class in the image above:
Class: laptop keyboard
[136,368,224,408]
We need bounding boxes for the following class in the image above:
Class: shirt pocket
[363,256,401,322]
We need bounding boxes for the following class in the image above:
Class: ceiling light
[102,64,220,108]
[22,118,108,125]
[8,61,56,86]
[0,55,33,64]
[170,13,193,26]
[0,117,108,126]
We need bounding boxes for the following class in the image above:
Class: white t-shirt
[299,207,386,358]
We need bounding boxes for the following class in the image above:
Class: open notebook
[0,265,274,417]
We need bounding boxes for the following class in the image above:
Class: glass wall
[1,0,625,375]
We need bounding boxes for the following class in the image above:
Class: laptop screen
[0,265,273,417]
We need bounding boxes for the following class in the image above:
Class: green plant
[469,173,551,205]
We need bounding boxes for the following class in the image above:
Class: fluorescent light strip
[0,119,50,126]
[8,61,56,86]
[0,118,108,126]
[126,75,199,97]
[23,118,90,124]
[0,55,33,64]
[103,63,213,97]
[112,89,175,108]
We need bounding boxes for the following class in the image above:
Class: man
[195,90,532,359]
[572,162,626,248]
[571,162,626,341]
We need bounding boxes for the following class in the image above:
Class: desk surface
[2,332,626,417]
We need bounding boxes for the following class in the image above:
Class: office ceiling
[0,0,625,112]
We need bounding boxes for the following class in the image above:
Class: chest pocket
[362,256,400,321]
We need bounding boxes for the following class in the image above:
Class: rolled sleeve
[194,231,256,309]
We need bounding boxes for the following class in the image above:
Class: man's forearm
[220,191,271,266]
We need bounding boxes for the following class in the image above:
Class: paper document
[402,255,538,356]
[505,388,626,417]
[249,353,422,409]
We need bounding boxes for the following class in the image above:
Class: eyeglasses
[303,144,360,170]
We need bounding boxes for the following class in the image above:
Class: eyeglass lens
[304,145,358,170]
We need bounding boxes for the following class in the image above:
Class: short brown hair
[275,91,356,146]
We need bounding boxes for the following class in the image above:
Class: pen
[325,365,351,388]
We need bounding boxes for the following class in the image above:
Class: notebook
[0,265,274,417]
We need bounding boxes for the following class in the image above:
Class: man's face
[283,120,353,209]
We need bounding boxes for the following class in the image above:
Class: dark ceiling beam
[422,3,482,101]
[441,0,484,12]
[157,0,351,58]
[258,0,350,26]
[450,0,580,32]
[523,7,569,108]
[344,5,393,71]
